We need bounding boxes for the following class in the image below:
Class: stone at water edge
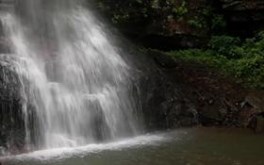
[254,115,264,133]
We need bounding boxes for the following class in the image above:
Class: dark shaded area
[219,0,264,37]
[126,34,207,51]
[131,49,264,132]
[94,0,264,50]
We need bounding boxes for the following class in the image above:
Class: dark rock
[127,34,207,51]
[0,38,11,54]
[88,99,111,142]
[255,116,264,133]
[244,94,264,113]
[136,50,264,130]
[0,20,11,53]
[138,72,199,130]
[0,64,25,153]
[130,50,200,130]
[149,49,178,69]
[249,113,264,133]
[219,0,264,37]
[239,92,264,127]
[0,146,6,156]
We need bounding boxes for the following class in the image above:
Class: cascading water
[0,0,140,151]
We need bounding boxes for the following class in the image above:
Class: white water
[1,133,168,162]
[0,0,140,151]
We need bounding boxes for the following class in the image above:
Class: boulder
[254,115,264,133]
[249,114,264,133]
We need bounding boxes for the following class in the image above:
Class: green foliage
[208,36,241,58]
[168,32,264,89]
[95,0,189,27]
[187,16,205,29]
[186,5,226,33]
[211,15,226,31]
[172,1,188,19]
[95,0,226,36]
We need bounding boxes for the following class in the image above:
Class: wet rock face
[131,50,200,130]
[136,50,264,132]
[0,21,11,54]
[250,114,264,133]
[138,74,199,130]
[0,7,26,153]
[0,9,23,153]
[242,92,264,133]
[0,64,26,154]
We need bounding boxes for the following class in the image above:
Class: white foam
[1,134,169,162]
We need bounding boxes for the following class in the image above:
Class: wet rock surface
[137,50,264,132]
[0,64,26,155]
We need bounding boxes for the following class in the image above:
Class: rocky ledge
[137,50,264,133]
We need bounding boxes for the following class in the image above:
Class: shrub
[168,32,264,89]
[208,36,241,59]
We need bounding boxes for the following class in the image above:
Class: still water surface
[3,128,264,165]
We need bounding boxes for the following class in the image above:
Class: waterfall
[0,0,140,151]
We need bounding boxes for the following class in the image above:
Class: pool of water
[2,128,264,165]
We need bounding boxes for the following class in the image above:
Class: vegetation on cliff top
[94,0,264,89]
[95,0,225,36]
[168,32,264,89]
